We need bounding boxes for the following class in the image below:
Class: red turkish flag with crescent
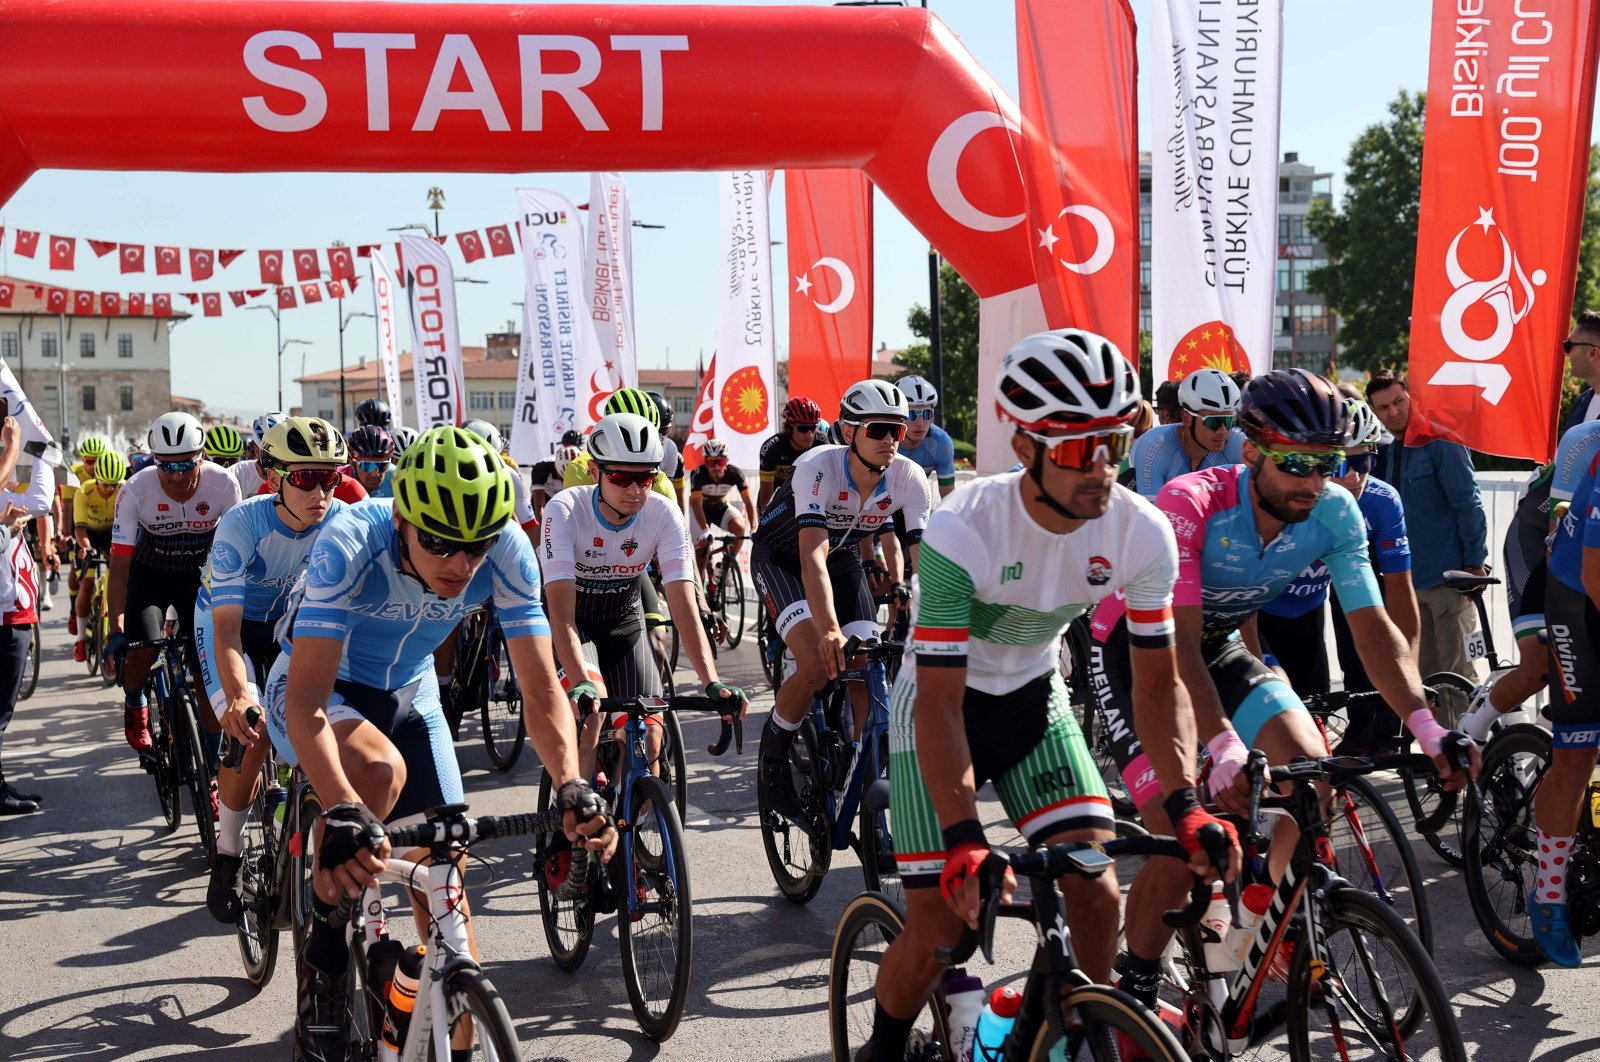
[45,287,66,313]
[294,249,320,282]
[154,246,181,275]
[0,281,12,309]
[300,282,322,304]
[259,250,284,285]
[1406,1,1600,461]
[277,286,297,310]
[485,225,514,257]
[127,292,145,316]
[456,230,486,263]
[13,231,37,258]
[786,169,873,418]
[202,292,221,317]
[152,293,172,317]
[682,355,719,471]
[218,249,245,269]
[88,239,117,258]
[119,244,145,274]
[100,292,120,316]
[327,246,355,283]
[49,236,75,270]
[73,290,94,315]
[188,248,214,281]
[1015,0,1139,359]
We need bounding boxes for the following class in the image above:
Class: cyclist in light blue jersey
[344,424,395,499]
[273,426,615,1062]
[197,416,349,924]
[1128,367,1246,496]
[896,375,957,498]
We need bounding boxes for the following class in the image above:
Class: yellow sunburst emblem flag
[1166,319,1250,381]
[719,366,770,434]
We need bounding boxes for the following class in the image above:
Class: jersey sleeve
[539,493,579,583]
[110,474,141,556]
[688,466,709,496]
[759,435,779,478]
[19,461,52,518]
[1119,502,1179,648]
[1368,488,1412,575]
[205,506,259,610]
[1320,488,1386,614]
[489,531,550,639]
[652,501,697,584]
[897,460,932,539]
[910,511,982,668]
[934,430,957,485]
[1131,428,1169,497]
[1553,425,1600,502]
[793,450,831,530]
[1152,478,1210,609]
[293,509,373,642]
[510,471,535,526]
[563,454,589,490]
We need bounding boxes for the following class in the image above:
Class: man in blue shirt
[1368,371,1488,679]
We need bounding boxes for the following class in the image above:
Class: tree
[1305,91,1427,373]
[1573,144,1600,317]
[898,262,980,443]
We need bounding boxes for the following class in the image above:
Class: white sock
[216,804,250,857]
[438,675,453,690]
[75,629,86,645]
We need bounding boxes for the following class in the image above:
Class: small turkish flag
[45,287,67,313]
[120,244,145,274]
[127,292,145,316]
[14,230,38,258]
[88,239,117,259]
[327,246,355,283]
[155,246,181,275]
[74,290,95,314]
[101,292,121,316]
[300,282,322,304]
[327,279,346,299]
[294,249,320,282]
[486,225,514,257]
[457,230,486,263]
[202,292,222,318]
[357,244,378,258]
[0,282,12,309]
[229,291,247,308]
[189,248,215,281]
[50,236,76,270]
[217,249,245,270]
[277,286,297,310]
[259,251,285,286]
[153,293,172,317]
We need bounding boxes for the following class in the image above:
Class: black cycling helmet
[347,424,395,459]
[355,398,392,428]
[1237,368,1350,447]
[560,429,584,448]
[648,391,673,431]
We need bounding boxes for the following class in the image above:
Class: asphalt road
[2,607,1597,1061]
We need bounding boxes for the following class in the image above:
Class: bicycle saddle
[1441,570,1499,593]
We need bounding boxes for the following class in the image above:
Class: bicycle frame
[808,654,893,854]
[598,700,688,922]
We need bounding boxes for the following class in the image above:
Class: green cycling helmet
[78,435,110,459]
[393,425,516,542]
[603,387,661,428]
[204,424,246,459]
[92,450,129,485]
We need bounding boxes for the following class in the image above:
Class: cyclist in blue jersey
[343,424,395,499]
[196,416,349,924]
[896,375,956,499]
[272,426,615,1062]
[1127,367,1245,496]
[1090,369,1474,1002]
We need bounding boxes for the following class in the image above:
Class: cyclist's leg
[117,567,170,751]
[721,506,748,564]
[596,610,665,770]
[1256,604,1331,701]
[754,548,828,728]
[832,551,881,737]
[1487,556,1549,717]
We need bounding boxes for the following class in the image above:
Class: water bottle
[973,985,1022,1061]
[942,969,984,1062]
[380,944,426,1055]
[1230,884,1276,966]
[1588,764,1600,829]
[1199,883,1240,972]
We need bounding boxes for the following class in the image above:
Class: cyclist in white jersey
[270,426,614,1062]
[195,417,349,924]
[231,411,286,498]
[104,411,242,755]
[860,331,1237,1062]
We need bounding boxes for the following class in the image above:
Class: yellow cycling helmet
[92,451,129,485]
[204,424,246,459]
[77,435,110,459]
[392,425,515,542]
[261,416,347,470]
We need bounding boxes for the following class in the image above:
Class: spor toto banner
[399,235,465,430]
[715,171,777,470]
[1149,0,1284,384]
[586,171,638,394]
[367,248,406,429]
[1406,0,1600,461]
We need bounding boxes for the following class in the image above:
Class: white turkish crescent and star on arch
[794,256,856,315]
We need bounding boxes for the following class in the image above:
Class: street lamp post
[281,339,311,411]
[338,309,374,430]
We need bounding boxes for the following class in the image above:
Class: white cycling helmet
[839,379,909,423]
[392,425,420,453]
[553,444,581,477]
[252,410,287,445]
[588,412,664,466]
[1176,368,1241,417]
[995,329,1140,433]
[1345,397,1384,448]
[462,419,505,453]
[896,375,939,407]
[702,439,729,460]
[148,411,205,456]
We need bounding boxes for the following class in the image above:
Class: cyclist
[233,411,286,497]
[563,389,677,501]
[70,450,126,664]
[529,429,582,523]
[1090,369,1474,1007]
[1127,367,1245,496]
[196,417,349,924]
[648,390,687,503]
[542,413,746,786]
[60,436,110,625]
[343,424,395,498]
[895,375,956,500]
[250,448,369,506]
[104,412,243,756]
[128,448,154,477]
[862,331,1236,1062]
[203,424,246,470]
[690,439,755,585]
[462,419,537,539]
[753,379,930,819]
[758,395,823,514]
[271,425,616,1060]
[353,397,392,429]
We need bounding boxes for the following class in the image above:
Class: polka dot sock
[1536,830,1573,905]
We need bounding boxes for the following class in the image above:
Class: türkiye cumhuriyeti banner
[1406,0,1600,461]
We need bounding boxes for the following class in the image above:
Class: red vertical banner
[785,169,873,417]
[1015,0,1139,361]
[682,354,718,471]
[1407,0,1600,461]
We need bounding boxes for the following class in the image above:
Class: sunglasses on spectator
[908,407,934,422]
[156,458,199,474]
[1200,415,1235,431]
[1564,339,1599,355]
[413,526,498,559]
[1338,451,1380,476]
[791,423,818,433]
[356,459,389,474]
[1022,428,1133,471]
[209,456,239,468]
[1257,444,1345,479]
[860,421,906,441]
[600,468,657,488]
[284,468,342,492]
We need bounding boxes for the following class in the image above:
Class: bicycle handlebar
[222,705,263,772]
[386,807,567,850]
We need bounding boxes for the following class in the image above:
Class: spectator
[1367,371,1488,679]
[1229,369,1253,392]
[1153,379,1181,424]
[1563,310,1600,430]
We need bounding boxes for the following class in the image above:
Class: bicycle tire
[1328,774,1433,953]
[236,758,281,988]
[1029,983,1188,1062]
[757,717,831,904]
[177,682,219,866]
[723,559,746,649]
[618,775,694,1041]
[534,769,596,972]
[18,623,37,701]
[856,732,902,911]
[659,709,689,823]
[1397,672,1475,868]
[87,603,102,677]
[289,787,323,973]
[758,615,785,691]
[1285,884,1466,1061]
[148,682,182,834]
[480,628,526,771]
[437,966,521,1061]
[827,891,948,1062]
[1463,723,1552,966]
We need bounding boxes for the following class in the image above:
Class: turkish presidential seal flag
[715,171,777,469]
[1406,1,1600,461]
[786,169,872,419]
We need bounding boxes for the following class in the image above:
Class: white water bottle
[1199,883,1241,972]
[942,969,985,1062]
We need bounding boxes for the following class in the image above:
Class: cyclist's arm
[1173,605,1229,742]
[738,487,756,522]
[284,634,365,807]
[1381,571,1420,651]
[209,603,262,740]
[1129,639,1198,793]
[542,579,589,692]
[879,530,905,585]
[757,475,774,514]
[689,490,707,529]
[532,488,548,523]
[0,417,20,494]
[913,660,981,834]
[503,631,584,786]
[936,432,957,496]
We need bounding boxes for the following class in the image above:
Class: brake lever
[1201,821,1241,928]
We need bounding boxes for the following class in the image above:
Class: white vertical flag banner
[367,248,406,429]
[1149,0,1283,385]
[0,361,62,466]
[514,188,604,466]
[714,171,777,470]
[586,171,639,392]
[399,235,465,429]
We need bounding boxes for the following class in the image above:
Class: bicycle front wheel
[480,629,526,772]
[236,759,281,988]
[1286,885,1466,1061]
[534,769,596,972]
[619,776,693,1041]
[828,891,948,1062]
[439,966,521,1061]
[178,684,218,865]
[757,718,831,904]
[657,708,689,823]
[723,559,746,648]
[1463,723,1552,965]
[1327,774,1433,952]
[1032,983,1188,1062]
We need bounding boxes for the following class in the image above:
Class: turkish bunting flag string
[6,278,358,318]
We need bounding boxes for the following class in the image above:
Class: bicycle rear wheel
[619,776,693,1041]
[439,966,521,1061]
[480,629,526,771]
[236,759,281,988]
[828,891,948,1062]
[1327,774,1432,952]
[534,769,596,972]
[722,559,746,648]
[18,623,37,701]
[149,684,182,834]
[178,683,219,865]
[1403,672,1476,867]
[1463,723,1551,965]
[1032,983,1188,1061]
[1286,885,1465,1061]
[757,718,831,904]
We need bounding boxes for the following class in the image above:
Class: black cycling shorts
[568,608,660,702]
[750,545,877,643]
[1544,577,1600,748]
[126,563,201,646]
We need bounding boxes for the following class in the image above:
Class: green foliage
[1574,144,1600,318]
[900,263,980,444]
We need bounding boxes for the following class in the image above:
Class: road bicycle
[126,632,218,865]
[756,637,901,908]
[701,532,747,649]
[533,694,728,1041]
[82,552,114,687]
[828,831,1217,1061]
[756,609,788,690]
[439,603,525,771]
[17,620,36,701]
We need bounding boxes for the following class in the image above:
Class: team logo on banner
[1428,207,1545,405]
[1166,321,1250,381]
[719,365,769,435]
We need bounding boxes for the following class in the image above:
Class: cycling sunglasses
[790,423,818,433]
[356,459,390,474]
[860,421,906,441]
[155,457,199,474]
[706,458,729,469]
[1338,451,1380,476]
[414,526,498,559]
[1257,443,1345,479]
[1023,428,1134,471]
[1563,339,1598,354]
[908,407,935,422]
[600,468,657,488]
[1200,415,1235,431]
[283,468,342,492]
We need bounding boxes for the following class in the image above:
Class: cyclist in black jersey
[757,395,823,514]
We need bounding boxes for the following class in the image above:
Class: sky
[1,0,1596,419]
